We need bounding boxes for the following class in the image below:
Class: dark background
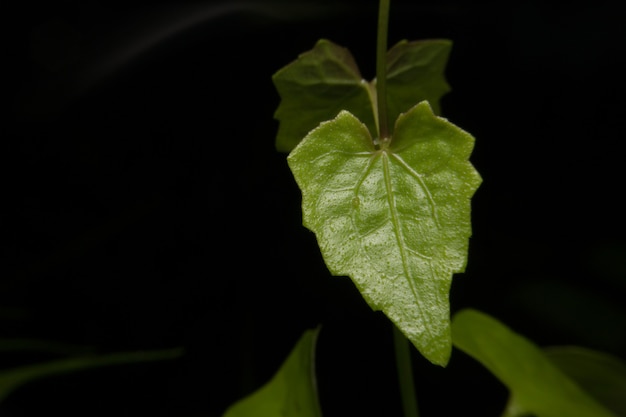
[4,0,626,416]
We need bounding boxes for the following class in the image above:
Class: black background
[4,0,626,416]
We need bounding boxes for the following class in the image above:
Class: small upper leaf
[451,309,618,417]
[272,39,376,152]
[273,39,453,152]
[222,327,322,417]
[288,102,481,366]
[386,39,452,128]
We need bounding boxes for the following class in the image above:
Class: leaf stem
[379,3,419,412]
[393,324,420,417]
[376,0,391,142]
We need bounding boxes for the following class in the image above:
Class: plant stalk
[393,325,420,417]
[378,2,418,413]
[376,0,391,142]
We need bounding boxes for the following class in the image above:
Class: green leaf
[451,309,618,417]
[386,39,451,126]
[288,102,481,366]
[273,39,452,152]
[272,39,376,153]
[542,346,626,416]
[223,327,322,417]
[0,347,183,403]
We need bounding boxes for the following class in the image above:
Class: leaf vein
[390,152,440,227]
[382,152,434,342]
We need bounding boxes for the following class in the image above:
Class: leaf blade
[386,39,452,127]
[288,103,481,366]
[222,328,322,417]
[451,309,617,417]
[543,346,626,416]
[272,39,376,152]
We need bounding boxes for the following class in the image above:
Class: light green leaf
[272,39,376,153]
[273,39,452,152]
[288,102,481,366]
[223,327,322,417]
[0,347,183,403]
[451,309,618,417]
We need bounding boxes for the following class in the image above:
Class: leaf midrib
[381,150,433,341]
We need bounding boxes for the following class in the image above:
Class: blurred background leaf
[222,327,321,417]
[0,345,183,403]
[452,309,617,417]
[543,346,626,416]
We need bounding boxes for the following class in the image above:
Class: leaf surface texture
[288,103,481,365]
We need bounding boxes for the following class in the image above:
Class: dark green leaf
[273,39,453,152]
[386,39,452,127]
[543,346,626,416]
[272,39,376,152]
[222,327,322,417]
[451,309,617,417]
[288,103,480,366]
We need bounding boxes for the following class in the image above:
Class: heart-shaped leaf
[288,102,481,366]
